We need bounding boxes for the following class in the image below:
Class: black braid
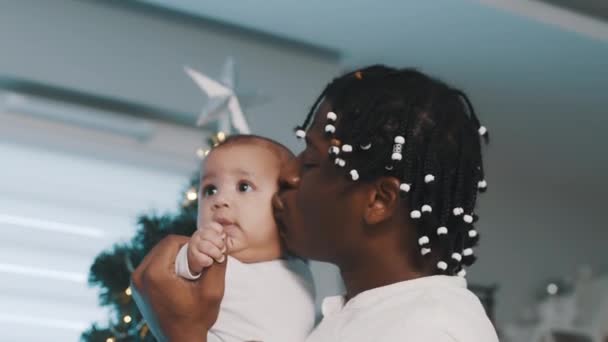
[298,66,488,275]
[297,84,330,133]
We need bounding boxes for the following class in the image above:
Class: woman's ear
[363,177,401,225]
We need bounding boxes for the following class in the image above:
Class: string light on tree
[547,283,559,296]
[106,338,115,342]
[186,188,198,202]
[123,315,132,324]
[217,131,226,142]
[210,131,227,147]
[124,287,132,296]
[196,147,206,159]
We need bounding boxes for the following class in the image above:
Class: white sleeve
[380,327,457,342]
[206,331,225,342]
[174,243,201,280]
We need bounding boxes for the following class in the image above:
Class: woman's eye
[202,185,218,197]
[301,151,319,170]
[302,161,319,169]
[238,182,253,192]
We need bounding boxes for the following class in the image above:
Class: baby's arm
[175,222,226,280]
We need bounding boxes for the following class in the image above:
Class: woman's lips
[272,193,284,212]
[272,194,290,238]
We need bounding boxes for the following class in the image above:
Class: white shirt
[176,244,316,342]
[306,275,499,342]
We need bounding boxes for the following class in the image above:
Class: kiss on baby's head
[195,134,294,265]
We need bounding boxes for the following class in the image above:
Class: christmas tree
[81,133,228,342]
[81,174,199,342]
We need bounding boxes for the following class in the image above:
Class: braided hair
[295,66,489,276]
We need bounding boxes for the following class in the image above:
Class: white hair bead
[391,152,402,161]
[295,129,306,139]
[394,136,405,144]
[437,226,448,235]
[437,261,448,270]
[463,214,474,224]
[421,248,432,256]
[385,165,394,171]
[327,111,338,121]
[334,158,346,167]
[453,207,464,216]
[421,204,432,213]
[478,126,488,136]
[360,143,372,150]
[451,253,462,262]
[418,236,430,246]
[399,183,411,193]
[468,229,478,238]
[342,144,353,153]
[458,269,467,277]
[424,174,435,183]
[325,124,336,134]
[463,248,474,256]
[410,210,422,219]
[329,146,340,155]
[349,169,359,181]
[477,180,487,189]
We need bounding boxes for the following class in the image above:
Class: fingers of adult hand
[133,235,189,288]
[197,259,227,303]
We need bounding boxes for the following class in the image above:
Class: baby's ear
[363,177,400,225]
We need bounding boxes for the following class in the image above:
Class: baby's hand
[187,222,226,275]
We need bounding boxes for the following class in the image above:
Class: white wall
[0,0,340,143]
[0,139,189,341]
[466,98,608,326]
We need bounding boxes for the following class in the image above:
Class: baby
[175,134,316,342]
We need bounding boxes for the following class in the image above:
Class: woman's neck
[338,247,428,301]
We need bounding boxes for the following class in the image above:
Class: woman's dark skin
[130,235,226,342]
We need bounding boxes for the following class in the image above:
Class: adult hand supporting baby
[131,234,227,342]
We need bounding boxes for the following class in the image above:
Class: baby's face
[198,143,282,263]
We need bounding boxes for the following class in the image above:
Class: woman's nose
[278,157,301,192]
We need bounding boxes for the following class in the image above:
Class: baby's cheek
[197,204,213,227]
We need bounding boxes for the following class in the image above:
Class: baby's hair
[295,66,488,276]
[213,134,295,167]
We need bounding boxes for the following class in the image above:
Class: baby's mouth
[214,217,236,226]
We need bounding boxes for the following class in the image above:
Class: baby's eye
[202,185,218,197]
[238,181,253,193]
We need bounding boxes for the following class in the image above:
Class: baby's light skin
[188,221,226,272]
[187,142,284,276]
